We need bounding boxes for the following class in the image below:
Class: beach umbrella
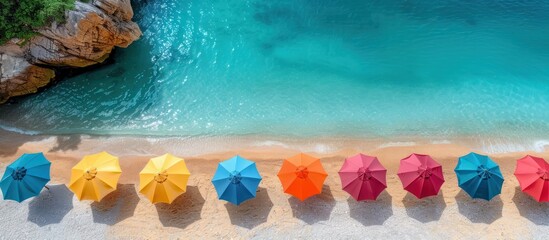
[277,153,327,201]
[455,152,504,200]
[68,151,122,201]
[514,155,549,202]
[338,154,387,201]
[139,154,190,204]
[397,153,445,199]
[211,156,262,205]
[0,153,51,202]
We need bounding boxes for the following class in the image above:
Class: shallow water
[1,0,549,141]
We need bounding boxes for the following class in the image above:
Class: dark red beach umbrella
[397,153,445,199]
[514,155,549,202]
[338,154,387,201]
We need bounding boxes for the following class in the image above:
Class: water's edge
[1,127,547,157]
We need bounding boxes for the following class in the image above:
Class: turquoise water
[1,0,549,140]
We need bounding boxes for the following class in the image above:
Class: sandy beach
[3,0,549,239]
[0,129,548,239]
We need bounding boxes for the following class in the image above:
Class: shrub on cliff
[0,0,75,44]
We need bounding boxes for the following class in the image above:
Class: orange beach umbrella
[139,154,190,204]
[277,153,327,201]
[68,152,122,201]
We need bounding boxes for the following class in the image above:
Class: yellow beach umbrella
[139,154,190,204]
[68,151,122,201]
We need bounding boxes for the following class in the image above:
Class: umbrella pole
[44,185,50,191]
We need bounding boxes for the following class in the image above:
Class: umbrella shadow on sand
[91,184,140,225]
[224,187,274,229]
[402,191,446,223]
[155,186,205,229]
[455,190,503,224]
[347,191,393,226]
[27,184,74,226]
[512,187,549,225]
[288,185,336,224]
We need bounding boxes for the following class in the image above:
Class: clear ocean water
[1,0,549,141]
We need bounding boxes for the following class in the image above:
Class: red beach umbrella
[397,153,445,199]
[338,154,387,201]
[514,155,549,202]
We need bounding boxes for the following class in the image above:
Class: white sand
[1,131,548,239]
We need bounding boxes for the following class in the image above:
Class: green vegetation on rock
[0,0,75,44]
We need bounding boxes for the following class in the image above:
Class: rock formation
[0,0,141,103]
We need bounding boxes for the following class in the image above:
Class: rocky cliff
[0,0,141,104]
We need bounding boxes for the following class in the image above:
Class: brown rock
[30,0,142,67]
[0,54,55,104]
[0,0,141,104]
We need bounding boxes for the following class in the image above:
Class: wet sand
[0,130,548,239]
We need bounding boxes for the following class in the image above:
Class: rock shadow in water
[107,67,126,78]
[252,2,298,26]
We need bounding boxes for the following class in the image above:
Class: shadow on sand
[224,187,274,229]
[49,135,82,152]
[512,187,549,225]
[0,130,46,157]
[91,184,140,225]
[347,191,393,226]
[402,191,447,223]
[155,186,205,229]
[455,190,503,224]
[27,184,74,226]
[288,185,336,224]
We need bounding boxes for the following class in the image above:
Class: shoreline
[1,130,549,238]
[3,128,549,186]
[1,128,548,158]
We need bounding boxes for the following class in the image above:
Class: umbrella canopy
[455,152,504,200]
[0,153,51,202]
[277,153,327,201]
[397,153,445,199]
[211,156,262,205]
[139,154,190,204]
[339,154,387,201]
[68,152,122,201]
[514,155,549,202]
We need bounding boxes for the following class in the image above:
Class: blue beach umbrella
[1,153,51,202]
[212,156,262,205]
[455,152,504,200]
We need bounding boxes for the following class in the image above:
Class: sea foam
[0,123,41,136]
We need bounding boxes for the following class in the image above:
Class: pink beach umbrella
[397,153,445,199]
[338,154,387,201]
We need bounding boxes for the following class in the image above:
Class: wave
[252,140,290,148]
[0,123,41,135]
[477,139,549,154]
[377,141,416,148]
